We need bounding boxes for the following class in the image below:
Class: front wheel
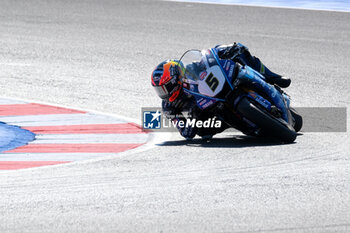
[290,107,303,132]
[236,98,297,143]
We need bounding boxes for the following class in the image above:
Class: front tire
[236,98,297,143]
[290,107,303,132]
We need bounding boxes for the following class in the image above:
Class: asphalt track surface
[0,0,349,232]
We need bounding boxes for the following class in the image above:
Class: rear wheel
[236,98,297,143]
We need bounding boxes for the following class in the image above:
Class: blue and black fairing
[182,49,241,110]
[212,46,292,124]
[235,65,292,124]
[182,49,226,110]
[182,48,292,125]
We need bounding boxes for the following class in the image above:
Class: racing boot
[251,56,291,88]
[233,48,291,88]
[265,73,291,88]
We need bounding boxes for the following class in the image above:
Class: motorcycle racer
[151,43,291,139]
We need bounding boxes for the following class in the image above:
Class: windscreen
[179,50,208,81]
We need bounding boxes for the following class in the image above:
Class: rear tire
[236,98,297,143]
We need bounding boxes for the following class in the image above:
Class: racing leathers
[162,43,290,139]
[162,89,228,139]
[215,43,291,88]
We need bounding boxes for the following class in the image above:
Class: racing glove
[172,117,197,140]
[219,43,249,60]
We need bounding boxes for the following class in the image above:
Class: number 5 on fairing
[205,73,219,91]
[197,65,225,97]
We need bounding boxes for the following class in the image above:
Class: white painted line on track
[0,113,126,127]
[0,99,27,105]
[0,153,119,161]
[32,133,150,144]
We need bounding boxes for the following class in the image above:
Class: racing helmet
[151,60,184,102]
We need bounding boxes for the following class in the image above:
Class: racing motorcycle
[179,49,302,143]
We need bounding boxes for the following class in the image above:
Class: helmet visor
[154,84,170,99]
[153,81,178,99]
